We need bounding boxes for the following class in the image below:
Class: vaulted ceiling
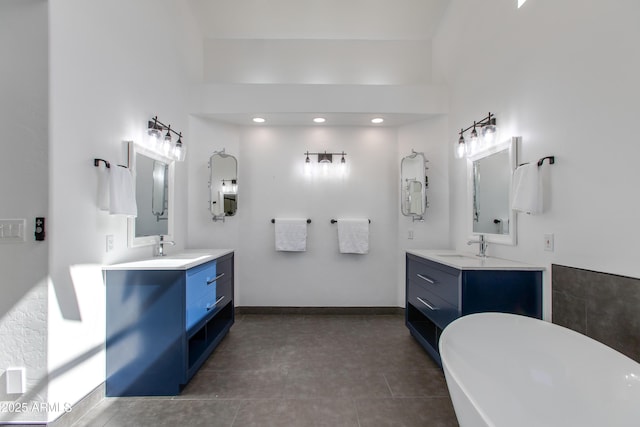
[186,0,450,126]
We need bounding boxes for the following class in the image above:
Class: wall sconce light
[147,116,186,161]
[304,151,347,164]
[303,150,348,176]
[455,112,498,159]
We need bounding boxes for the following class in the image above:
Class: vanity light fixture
[455,112,498,159]
[313,117,326,123]
[303,151,347,165]
[371,118,384,124]
[147,116,186,162]
[252,117,265,123]
[318,152,332,163]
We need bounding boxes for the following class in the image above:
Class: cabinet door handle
[416,273,436,284]
[207,273,225,285]
[206,296,225,311]
[416,296,439,311]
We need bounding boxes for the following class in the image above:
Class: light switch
[0,219,26,243]
[6,367,25,394]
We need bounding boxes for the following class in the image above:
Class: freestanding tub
[439,312,640,427]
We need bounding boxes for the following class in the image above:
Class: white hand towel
[409,180,423,214]
[109,166,138,217]
[337,218,369,254]
[212,191,224,215]
[275,218,307,252]
[97,165,110,211]
[512,163,542,215]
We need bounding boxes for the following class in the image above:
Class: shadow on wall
[552,264,640,363]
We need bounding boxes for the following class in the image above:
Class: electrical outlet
[544,233,554,252]
[106,235,114,252]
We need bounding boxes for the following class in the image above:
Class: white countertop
[103,249,234,271]
[406,249,545,271]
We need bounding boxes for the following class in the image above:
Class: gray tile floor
[74,314,459,427]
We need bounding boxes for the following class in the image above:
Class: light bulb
[481,120,498,146]
[455,131,466,159]
[172,140,186,161]
[303,153,312,177]
[467,124,479,155]
[456,141,466,159]
[339,155,347,176]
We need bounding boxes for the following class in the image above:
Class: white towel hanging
[274,218,308,252]
[512,163,542,215]
[109,166,138,217]
[337,218,369,254]
[97,163,110,211]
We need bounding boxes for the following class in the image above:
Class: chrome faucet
[156,235,175,257]
[467,235,488,258]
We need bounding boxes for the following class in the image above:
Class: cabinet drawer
[186,261,218,304]
[215,256,233,283]
[186,287,218,330]
[215,278,232,308]
[407,258,459,306]
[408,282,458,329]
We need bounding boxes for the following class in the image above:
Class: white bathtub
[439,312,640,427]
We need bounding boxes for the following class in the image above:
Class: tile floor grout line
[382,372,395,398]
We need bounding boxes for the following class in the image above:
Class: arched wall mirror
[127,141,174,247]
[467,136,519,245]
[401,150,429,221]
[209,150,238,221]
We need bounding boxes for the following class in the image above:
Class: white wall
[46,0,201,421]
[188,124,404,306]
[0,1,49,423]
[204,39,431,85]
[433,0,640,318]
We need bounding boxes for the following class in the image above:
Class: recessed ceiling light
[313,117,326,123]
[371,118,384,124]
[253,117,265,123]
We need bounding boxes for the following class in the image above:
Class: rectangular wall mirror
[467,136,519,246]
[127,141,175,247]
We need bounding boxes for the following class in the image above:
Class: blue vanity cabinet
[405,252,542,366]
[105,252,234,396]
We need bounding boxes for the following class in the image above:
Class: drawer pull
[205,296,226,311]
[207,273,225,285]
[416,296,439,311]
[416,273,436,285]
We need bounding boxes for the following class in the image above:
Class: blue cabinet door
[106,270,186,396]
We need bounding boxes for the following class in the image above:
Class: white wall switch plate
[544,233,554,252]
[6,367,25,394]
[0,219,26,243]
[106,235,114,252]
[408,230,414,240]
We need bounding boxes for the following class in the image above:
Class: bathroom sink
[163,252,211,260]
[436,254,478,259]
[104,249,233,271]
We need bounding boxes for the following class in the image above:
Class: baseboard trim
[235,306,404,316]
